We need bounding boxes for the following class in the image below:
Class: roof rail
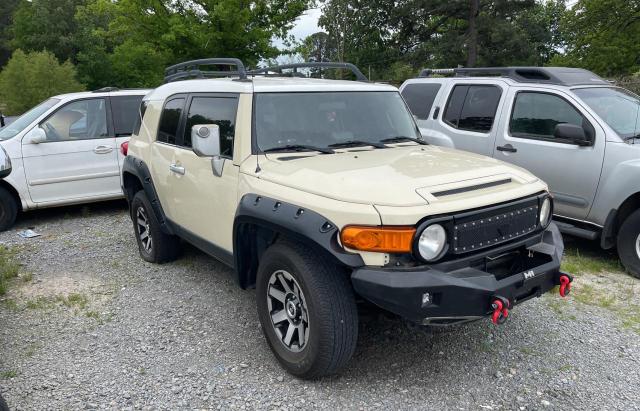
[250,62,368,82]
[164,58,248,83]
[92,87,120,93]
[418,66,608,86]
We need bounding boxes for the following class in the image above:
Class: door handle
[169,164,185,175]
[94,145,113,154]
[496,144,517,153]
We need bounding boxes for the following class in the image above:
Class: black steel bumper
[351,223,568,324]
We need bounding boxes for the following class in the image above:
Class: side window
[509,92,593,142]
[132,101,148,136]
[401,83,441,120]
[42,99,108,141]
[111,95,144,136]
[184,96,238,157]
[157,98,185,144]
[443,85,502,133]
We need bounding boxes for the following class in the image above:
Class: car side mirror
[554,123,590,146]
[24,127,47,144]
[191,124,225,177]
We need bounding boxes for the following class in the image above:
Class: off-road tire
[0,186,17,232]
[0,393,9,411]
[131,190,180,263]
[256,241,358,379]
[617,208,640,279]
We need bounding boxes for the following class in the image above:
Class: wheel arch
[0,179,23,212]
[233,194,364,289]
[602,191,640,249]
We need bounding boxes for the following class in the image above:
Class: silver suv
[400,67,640,278]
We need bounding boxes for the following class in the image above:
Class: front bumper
[351,223,568,324]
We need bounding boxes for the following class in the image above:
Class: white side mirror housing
[191,124,220,157]
[25,127,47,144]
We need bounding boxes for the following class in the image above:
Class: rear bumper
[351,223,567,324]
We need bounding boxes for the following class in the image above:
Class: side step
[554,220,600,241]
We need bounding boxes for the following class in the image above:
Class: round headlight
[417,224,447,261]
[539,197,552,227]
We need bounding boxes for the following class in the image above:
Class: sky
[273,7,322,49]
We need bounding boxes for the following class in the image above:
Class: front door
[22,98,120,204]
[493,88,606,219]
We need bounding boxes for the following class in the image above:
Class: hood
[250,145,539,207]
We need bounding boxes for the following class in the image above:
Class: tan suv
[122,58,573,378]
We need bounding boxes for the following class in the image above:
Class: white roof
[51,89,151,101]
[145,77,398,101]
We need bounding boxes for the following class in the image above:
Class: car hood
[251,145,540,207]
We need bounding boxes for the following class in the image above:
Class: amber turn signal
[340,226,416,253]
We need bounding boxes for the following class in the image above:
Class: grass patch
[20,272,33,283]
[0,246,21,295]
[0,370,17,379]
[561,247,623,275]
[25,296,57,310]
[57,293,88,309]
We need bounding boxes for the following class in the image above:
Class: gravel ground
[0,201,639,410]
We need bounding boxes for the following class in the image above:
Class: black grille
[451,198,539,253]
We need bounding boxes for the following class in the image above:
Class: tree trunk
[467,0,479,67]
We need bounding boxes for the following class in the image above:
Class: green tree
[551,0,640,77]
[11,0,87,63]
[0,0,20,68]
[0,50,85,115]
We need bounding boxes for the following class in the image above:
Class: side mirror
[0,113,5,128]
[554,123,590,146]
[24,127,47,144]
[191,124,225,177]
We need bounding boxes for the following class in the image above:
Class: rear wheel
[256,241,358,379]
[131,191,180,263]
[617,209,640,279]
[0,186,17,231]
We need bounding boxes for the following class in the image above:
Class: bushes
[0,49,85,115]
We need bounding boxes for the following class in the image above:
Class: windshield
[573,87,640,139]
[254,91,420,152]
[0,98,60,141]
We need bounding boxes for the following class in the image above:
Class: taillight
[120,141,129,156]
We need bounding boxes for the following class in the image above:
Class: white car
[0,88,150,230]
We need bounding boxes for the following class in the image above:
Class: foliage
[550,0,640,77]
[0,0,20,68]
[0,50,85,115]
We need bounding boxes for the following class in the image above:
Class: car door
[417,82,504,157]
[148,94,240,255]
[21,97,121,204]
[493,87,606,219]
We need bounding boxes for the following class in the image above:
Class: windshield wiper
[328,140,387,149]
[380,136,428,146]
[623,134,640,141]
[262,144,335,154]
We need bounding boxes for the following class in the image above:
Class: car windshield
[0,98,60,141]
[573,87,640,139]
[254,91,420,152]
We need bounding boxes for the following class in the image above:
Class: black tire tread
[0,186,18,232]
[617,208,640,279]
[131,190,180,263]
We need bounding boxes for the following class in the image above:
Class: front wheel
[0,186,17,231]
[256,241,358,379]
[617,208,640,279]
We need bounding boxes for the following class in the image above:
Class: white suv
[0,88,149,230]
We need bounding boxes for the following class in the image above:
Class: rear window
[443,85,502,133]
[401,83,441,120]
[111,95,144,136]
[132,101,148,136]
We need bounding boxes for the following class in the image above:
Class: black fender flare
[122,155,174,235]
[232,194,364,289]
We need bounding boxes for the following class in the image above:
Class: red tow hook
[491,296,511,325]
[558,273,573,297]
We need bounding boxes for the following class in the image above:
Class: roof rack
[164,58,248,83]
[249,62,368,82]
[418,66,608,86]
[92,87,120,93]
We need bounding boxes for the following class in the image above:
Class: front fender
[589,155,640,226]
[419,127,456,148]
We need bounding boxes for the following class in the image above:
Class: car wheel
[617,208,640,279]
[256,241,358,379]
[131,190,180,263]
[0,393,8,411]
[0,186,17,232]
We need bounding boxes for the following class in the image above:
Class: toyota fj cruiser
[123,59,572,378]
[400,67,640,278]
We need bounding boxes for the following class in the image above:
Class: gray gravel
[0,201,639,410]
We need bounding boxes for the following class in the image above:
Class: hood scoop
[431,178,512,197]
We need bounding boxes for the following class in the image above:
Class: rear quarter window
[401,83,441,120]
[111,95,144,136]
[443,85,502,133]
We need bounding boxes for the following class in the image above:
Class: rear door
[492,87,605,219]
[21,97,121,204]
